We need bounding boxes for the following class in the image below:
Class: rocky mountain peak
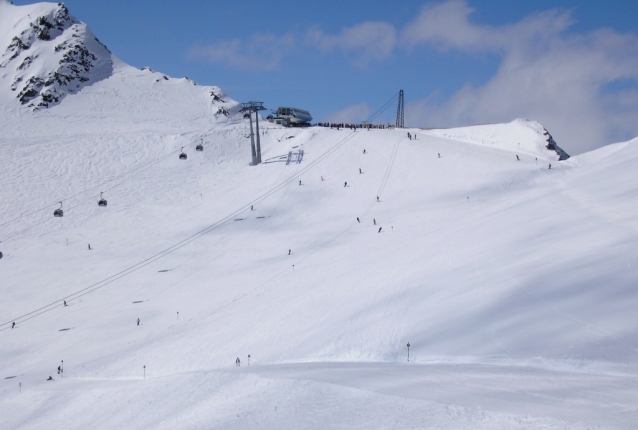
[0,1,113,109]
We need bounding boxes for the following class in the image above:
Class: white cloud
[323,103,372,123]
[307,22,396,65]
[188,33,295,71]
[402,1,638,154]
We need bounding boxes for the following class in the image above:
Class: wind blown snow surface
[1,2,638,429]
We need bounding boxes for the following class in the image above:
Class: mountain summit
[0,0,113,108]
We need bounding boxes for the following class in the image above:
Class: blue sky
[11,0,638,154]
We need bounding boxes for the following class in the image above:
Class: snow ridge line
[0,126,362,329]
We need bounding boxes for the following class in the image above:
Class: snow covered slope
[1,2,637,429]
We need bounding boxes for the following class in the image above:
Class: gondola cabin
[98,192,107,207]
[54,203,63,217]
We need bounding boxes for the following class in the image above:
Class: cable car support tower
[240,101,267,165]
[396,90,404,128]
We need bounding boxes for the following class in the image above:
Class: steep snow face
[428,119,570,161]
[0,0,112,108]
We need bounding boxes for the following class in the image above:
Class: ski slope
[1,1,638,428]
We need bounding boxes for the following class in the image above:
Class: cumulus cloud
[402,0,638,154]
[307,22,396,65]
[188,33,295,70]
[323,103,372,123]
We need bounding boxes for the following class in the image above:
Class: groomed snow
[1,2,638,428]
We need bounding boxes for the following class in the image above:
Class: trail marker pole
[61,360,64,378]
[143,365,146,379]
[407,343,410,362]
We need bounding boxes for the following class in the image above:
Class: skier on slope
[378,227,382,233]
[373,219,376,225]
[235,357,241,367]
[357,217,360,223]
[344,182,347,187]
[516,155,520,161]
[12,322,15,329]
[137,318,140,326]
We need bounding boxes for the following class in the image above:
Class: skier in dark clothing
[57,366,61,374]
[516,155,520,161]
[288,249,291,255]
[344,182,347,187]
[378,227,382,233]
[373,219,376,225]
[549,163,552,169]
[47,376,53,381]
[235,357,241,367]
[376,196,380,202]
[12,322,15,329]
[63,300,67,306]
[299,180,302,185]
[357,217,360,223]
[359,168,362,174]
[363,149,366,154]
[137,318,140,326]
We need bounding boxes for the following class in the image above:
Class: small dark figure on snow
[88,244,91,250]
[12,322,15,329]
[63,300,67,306]
[438,153,441,158]
[57,366,61,374]
[363,149,366,154]
[235,357,241,367]
[344,182,347,187]
[47,376,53,381]
[359,168,362,174]
[549,163,552,169]
[373,219,376,225]
[376,196,380,202]
[299,180,302,186]
[516,155,520,161]
[378,227,382,233]
[357,217,360,223]
[321,176,324,181]
[288,249,291,255]
[251,205,253,211]
[137,318,140,326]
